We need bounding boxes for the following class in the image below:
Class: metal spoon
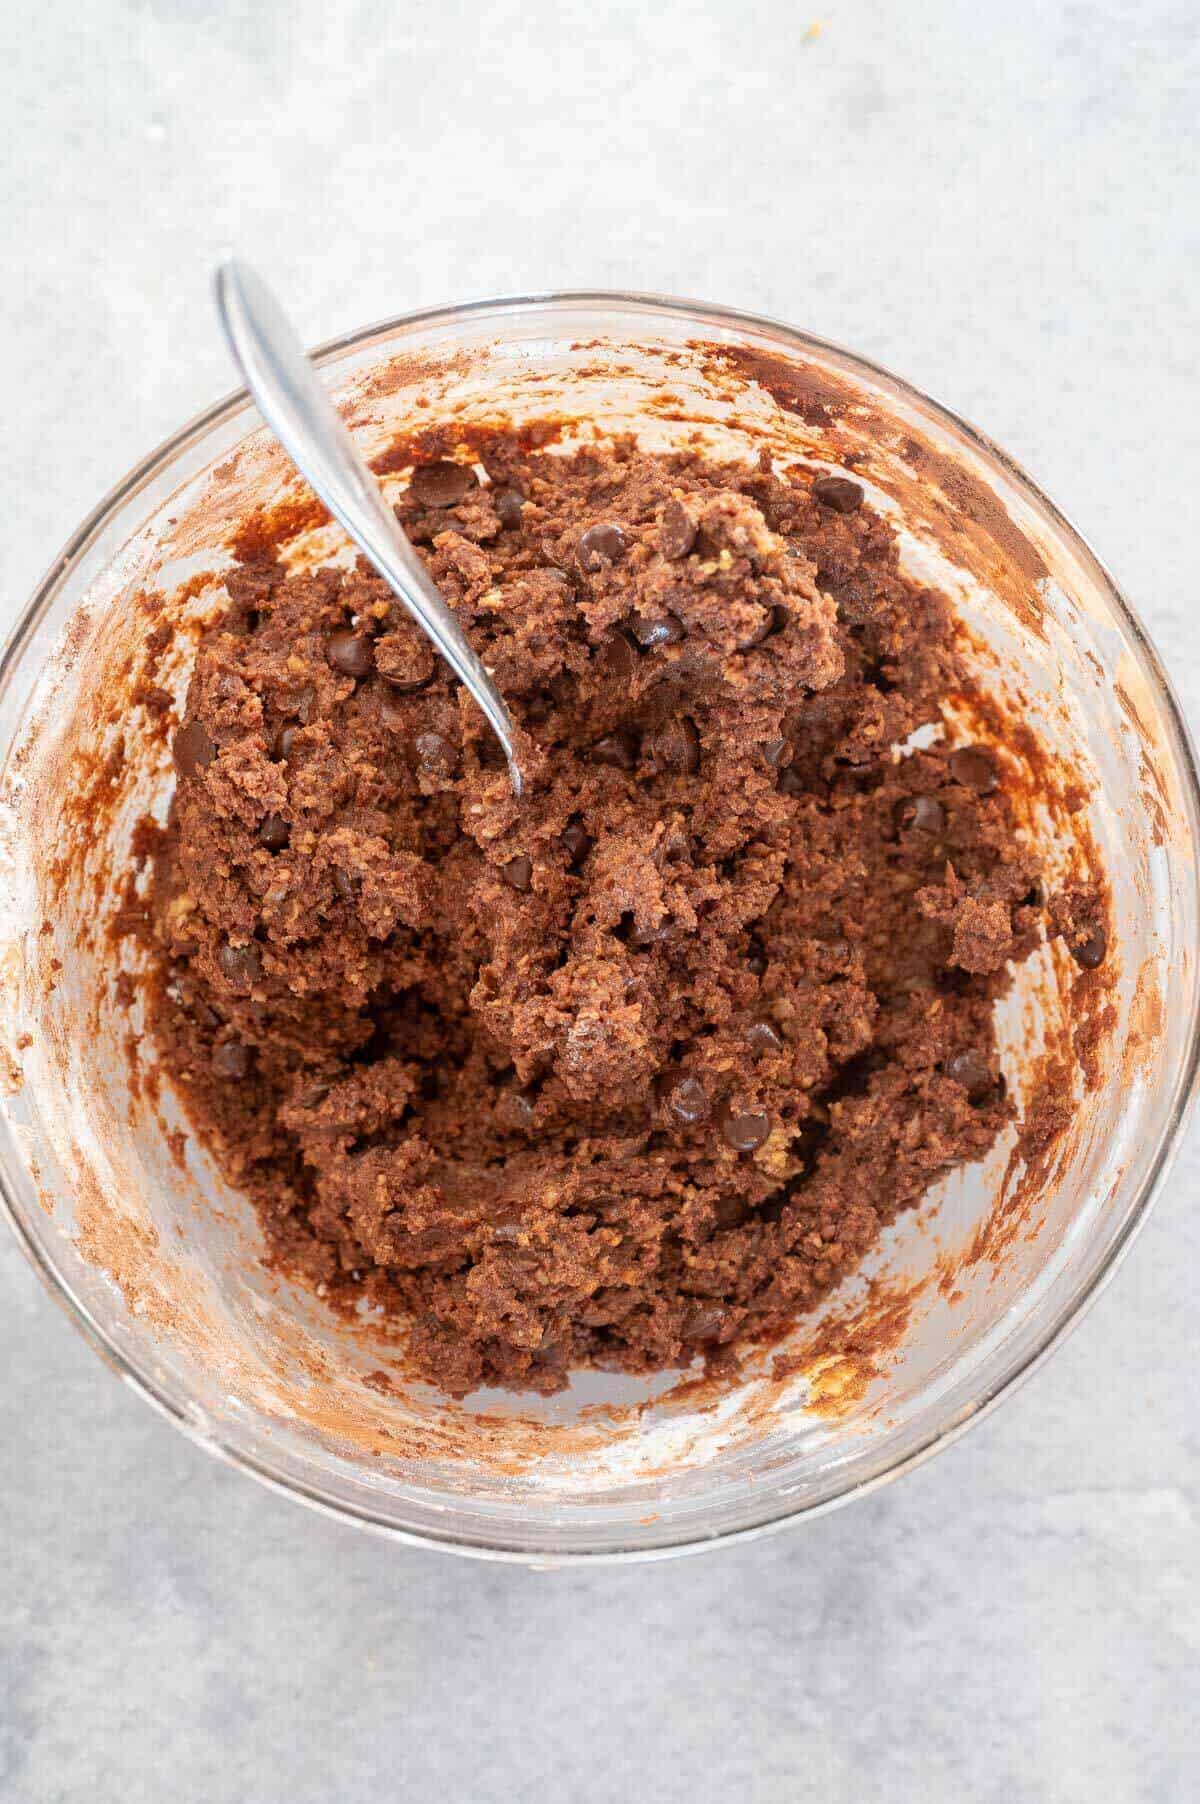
[213,258,523,796]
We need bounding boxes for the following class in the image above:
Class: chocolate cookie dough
[149,433,1061,1396]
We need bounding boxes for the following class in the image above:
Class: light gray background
[2,2,1197,1799]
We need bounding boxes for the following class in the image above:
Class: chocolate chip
[894,794,946,835]
[651,823,691,869]
[628,917,674,946]
[628,611,685,651]
[736,604,783,651]
[411,461,477,508]
[577,522,629,571]
[591,729,639,771]
[173,720,216,778]
[714,1194,753,1229]
[273,724,298,762]
[716,1096,771,1152]
[378,631,436,693]
[949,745,999,794]
[508,1088,537,1129]
[946,1048,994,1101]
[414,731,457,775]
[681,1302,727,1344]
[493,487,525,529]
[258,814,290,851]
[659,500,697,560]
[744,1017,784,1056]
[645,717,700,777]
[502,854,533,892]
[216,941,261,989]
[762,737,791,769]
[1071,923,1107,969]
[212,1040,250,1081]
[333,868,358,901]
[327,631,375,680]
[560,823,592,866]
[595,629,639,685]
[813,475,864,513]
[658,1073,708,1126]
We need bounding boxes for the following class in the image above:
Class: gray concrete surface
[2,2,1198,1799]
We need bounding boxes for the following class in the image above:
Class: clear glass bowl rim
[3,288,1199,1565]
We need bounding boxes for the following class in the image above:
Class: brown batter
[147,433,1102,1396]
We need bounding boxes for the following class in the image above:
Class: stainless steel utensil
[214,258,523,794]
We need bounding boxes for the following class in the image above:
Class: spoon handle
[213,258,522,796]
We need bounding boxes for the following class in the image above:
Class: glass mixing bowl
[1,294,1196,1563]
